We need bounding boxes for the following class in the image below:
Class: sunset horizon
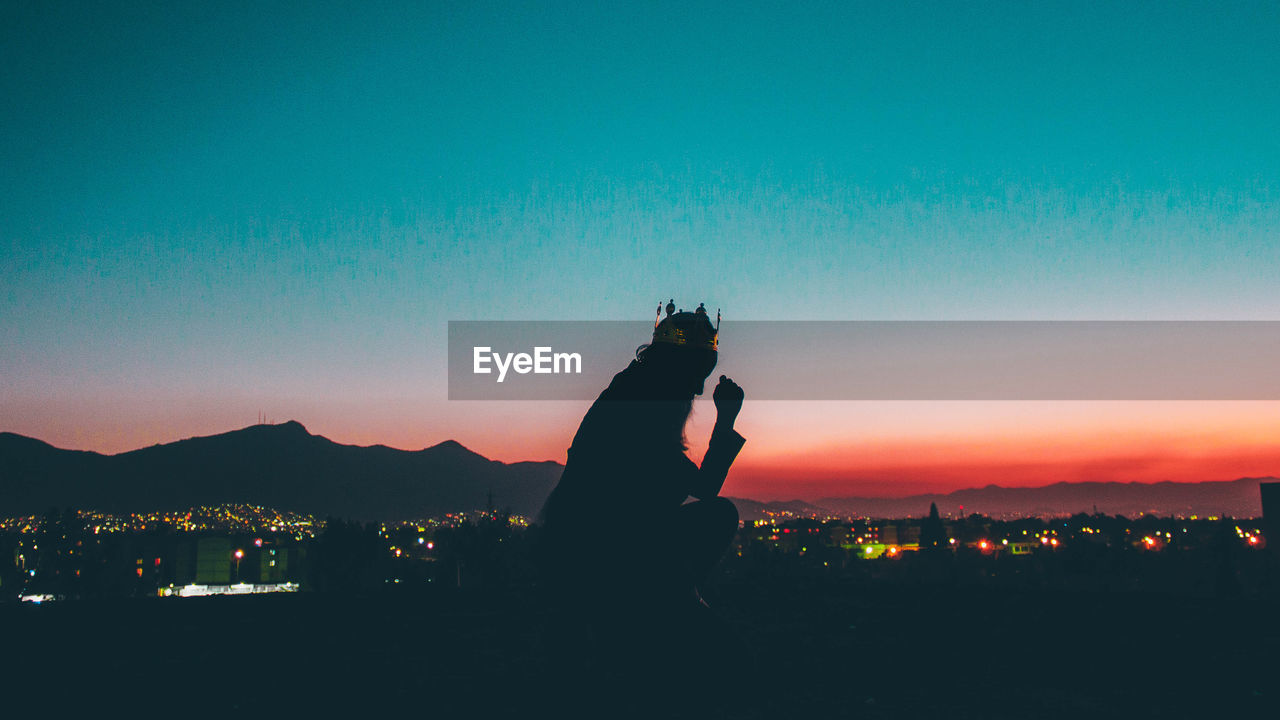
[8,411,1280,503]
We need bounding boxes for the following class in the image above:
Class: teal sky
[4,1,1280,461]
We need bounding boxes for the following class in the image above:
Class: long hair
[613,342,717,451]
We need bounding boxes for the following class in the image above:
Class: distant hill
[726,497,835,521]
[815,477,1273,519]
[0,421,563,521]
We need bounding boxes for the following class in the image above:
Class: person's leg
[672,497,739,588]
[590,500,738,614]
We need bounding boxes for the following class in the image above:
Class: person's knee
[707,496,738,534]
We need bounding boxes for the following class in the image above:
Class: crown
[652,299,720,350]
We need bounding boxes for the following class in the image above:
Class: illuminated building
[196,537,232,584]
[256,547,291,583]
[161,582,300,597]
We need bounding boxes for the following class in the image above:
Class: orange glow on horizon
[723,439,1280,500]
[8,398,1280,501]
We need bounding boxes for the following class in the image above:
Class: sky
[4,1,1280,500]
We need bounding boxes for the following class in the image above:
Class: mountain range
[813,477,1270,519]
[0,421,562,521]
[1,421,1272,520]
[730,478,1270,520]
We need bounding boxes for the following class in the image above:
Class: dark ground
[3,578,1277,718]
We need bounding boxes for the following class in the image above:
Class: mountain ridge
[2,423,1273,519]
[0,421,562,521]
[810,475,1272,519]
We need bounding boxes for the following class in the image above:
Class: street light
[233,549,244,582]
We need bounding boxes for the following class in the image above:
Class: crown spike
[650,299,721,351]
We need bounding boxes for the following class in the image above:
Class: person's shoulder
[570,364,638,438]
[598,361,642,399]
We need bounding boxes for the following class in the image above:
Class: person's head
[614,301,720,450]
[641,300,720,398]
[631,342,718,399]
[618,343,715,451]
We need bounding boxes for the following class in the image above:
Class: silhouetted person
[539,302,745,625]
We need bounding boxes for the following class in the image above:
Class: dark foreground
[3,579,1277,719]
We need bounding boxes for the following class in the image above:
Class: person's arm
[689,425,745,500]
[690,376,746,500]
